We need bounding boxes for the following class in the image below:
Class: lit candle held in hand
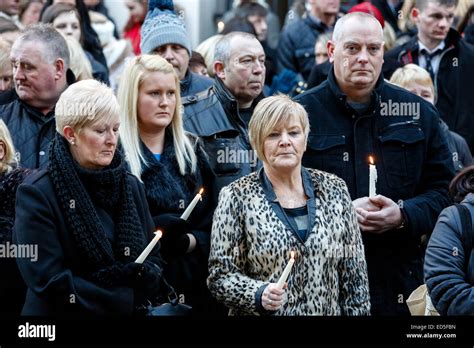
[135,230,162,264]
[369,156,377,197]
[276,251,295,289]
[180,188,204,221]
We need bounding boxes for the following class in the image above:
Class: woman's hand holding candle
[262,283,286,311]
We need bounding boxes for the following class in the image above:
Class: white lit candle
[135,230,162,264]
[180,188,204,221]
[369,156,377,197]
[276,251,295,289]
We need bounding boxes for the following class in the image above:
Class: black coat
[371,0,401,34]
[307,60,332,89]
[182,77,263,199]
[0,168,30,315]
[13,170,156,316]
[140,133,217,313]
[0,90,55,169]
[383,29,474,153]
[424,193,474,315]
[295,69,455,315]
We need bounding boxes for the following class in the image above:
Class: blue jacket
[180,69,213,98]
[295,69,455,315]
[277,14,331,80]
[424,193,474,315]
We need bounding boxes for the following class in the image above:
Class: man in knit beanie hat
[140,0,212,97]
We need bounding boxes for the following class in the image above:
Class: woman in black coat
[118,55,217,314]
[0,120,30,315]
[424,165,474,315]
[14,80,162,316]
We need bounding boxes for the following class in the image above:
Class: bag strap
[454,204,473,270]
[161,276,179,304]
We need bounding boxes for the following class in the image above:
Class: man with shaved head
[295,12,454,315]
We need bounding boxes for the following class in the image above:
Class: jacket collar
[327,66,384,110]
[258,166,316,203]
[399,28,461,64]
[213,76,265,124]
[180,68,192,94]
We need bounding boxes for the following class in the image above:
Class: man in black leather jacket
[182,32,266,199]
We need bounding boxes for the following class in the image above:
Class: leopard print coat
[207,168,371,315]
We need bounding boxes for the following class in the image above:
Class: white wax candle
[135,230,162,264]
[180,188,204,220]
[276,251,295,289]
[369,156,377,197]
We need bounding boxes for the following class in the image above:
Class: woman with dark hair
[14,80,162,316]
[41,0,109,83]
[424,165,474,315]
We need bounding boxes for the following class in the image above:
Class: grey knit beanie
[140,0,192,56]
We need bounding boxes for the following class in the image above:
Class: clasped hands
[352,195,404,233]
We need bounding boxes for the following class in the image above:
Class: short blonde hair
[0,119,16,173]
[249,94,310,162]
[55,79,119,134]
[389,63,434,94]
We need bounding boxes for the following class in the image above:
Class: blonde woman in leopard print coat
[207,95,370,316]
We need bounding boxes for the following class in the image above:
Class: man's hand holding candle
[354,195,404,233]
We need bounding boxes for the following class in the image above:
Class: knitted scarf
[48,133,147,285]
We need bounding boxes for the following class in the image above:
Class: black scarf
[140,131,197,214]
[48,133,146,285]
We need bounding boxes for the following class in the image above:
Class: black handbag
[145,277,192,316]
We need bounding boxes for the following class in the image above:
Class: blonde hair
[383,22,397,51]
[195,34,223,77]
[0,119,16,173]
[0,37,11,71]
[117,54,197,180]
[65,36,93,81]
[55,79,119,134]
[389,63,435,93]
[249,94,310,162]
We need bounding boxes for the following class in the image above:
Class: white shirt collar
[418,40,445,54]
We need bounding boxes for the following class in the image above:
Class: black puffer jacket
[182,77,263,199]
[0,90,55,169]
[383,29,474,153]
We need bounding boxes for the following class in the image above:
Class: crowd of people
[0,0,473,317]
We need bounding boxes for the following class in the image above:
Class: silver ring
[268,299,272,304]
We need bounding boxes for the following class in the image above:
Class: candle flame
[290,251,295,259]
[369,156,375,165]
[199,188,204,195]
